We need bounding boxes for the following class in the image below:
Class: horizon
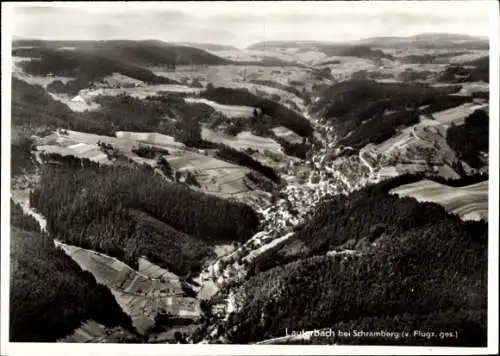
[10,1,491,48]
[11,31,490,50]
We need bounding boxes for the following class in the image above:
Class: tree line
[10,201,135,341]
[29,164,260,276]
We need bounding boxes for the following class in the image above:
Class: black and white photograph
[1,1,498,355]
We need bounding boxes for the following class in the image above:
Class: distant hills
[174,42,240,52]
[13,39,231,66]
[247,33,488,51]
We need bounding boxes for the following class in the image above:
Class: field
[201,128,284,153]
[184,97,255,118]
[37,142,111,164]
[55,241,201,335]
[80,84,204,101]
[390,179,488,221]
[115,131,185,149]
[152,64,328,91]
[36,129,185,160]
[58,320,137,343]
[430,102,489,125]
[271,126,303,144]
[371,100,485,179]
[48,92,102,112]
[165,150,252,197]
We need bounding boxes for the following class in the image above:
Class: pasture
[165,150,252,197]
[430,102,489,125]
[271,126,303,144]
[390,179,488,221]
[184,97,255,118]
[202,128,283,154]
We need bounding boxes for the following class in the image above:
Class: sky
[10,1,492,48]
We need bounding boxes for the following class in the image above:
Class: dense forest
[226,178,487,345]
[438,56,489,83]
[10,201,135,341]
[248,174,488,275]
[311,79,470,149]
[447,109,489,169]
[29,164,259,275]
[13,39,230,66]
[15,48,176,85]
[201,86,313,137]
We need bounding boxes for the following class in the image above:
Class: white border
[1,1,499,355]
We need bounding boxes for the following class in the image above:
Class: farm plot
[37,142,111,164]
[390,179,488,221]
[184,97,255,118]
[78,84,203,102]
[153,65,326,90]
[165,150,252,197]
[138,257,183,290]
[271,126,303,144]
[202,128,283,154]
[115,131,185,149]
[55,241,201,335]
[430,102,489,125]
[58,320,137,343]
[48,92,102,112]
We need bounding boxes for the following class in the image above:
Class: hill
[13,39,231,66]
[446,109,489,169]
[175,42,240,51]
[10,201,134,342]
[316,45,395,61]
[223,178,487,345]
[311,79,469,149]
[359,33,489,50]
[30,164,260,276]
[201,86,313,137]
[12,40,230,90]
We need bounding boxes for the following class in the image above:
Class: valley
[8,31,490,347]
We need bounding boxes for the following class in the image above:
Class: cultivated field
[58,320,137,343]
[390,179,488,221]
[184,97,255,118]
[98,72,147,88]
[152,64,327,90]
[115,131,185,149]
[165,150,252,197]
[55,241,201,335]
[202,128,283,153]
[80,84,204,101]
[37,142,112,164]
[36,130,184,158]
[430,102,489,125]
[271,126,303,144]
[49,92,102,112]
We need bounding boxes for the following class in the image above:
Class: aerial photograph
[2,0,497,353]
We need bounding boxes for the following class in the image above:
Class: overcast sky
[11,1,491,48]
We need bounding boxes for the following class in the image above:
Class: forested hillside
[248,175,487,275]
[447,109,489,169]
[10,201,134,342]
[29,164,260,275]
[13,40,230,90]
[226,178,487,345]
[311,79,469,149]
[201,86,313,137]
